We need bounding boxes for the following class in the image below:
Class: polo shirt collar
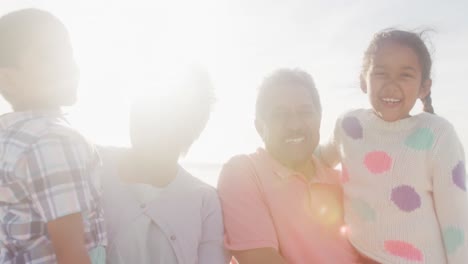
[256,147,337,184]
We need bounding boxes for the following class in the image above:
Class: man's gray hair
[255,68,322,120]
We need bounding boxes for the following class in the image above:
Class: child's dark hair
[0,8,63,67]
[361,29,434,114]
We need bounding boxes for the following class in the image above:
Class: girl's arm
[198,189,230,263]
[432,124,468,263]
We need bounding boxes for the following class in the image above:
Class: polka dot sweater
[320,109,468,264]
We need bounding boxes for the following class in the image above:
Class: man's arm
[47,213,91,264]
[233,248,287,264]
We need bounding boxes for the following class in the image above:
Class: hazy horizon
[1,0,467,173]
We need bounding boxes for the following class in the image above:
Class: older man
[217,69,358,263]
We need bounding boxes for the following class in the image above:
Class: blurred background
[1,0,467,186]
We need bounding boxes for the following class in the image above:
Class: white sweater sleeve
[432,124,468,263]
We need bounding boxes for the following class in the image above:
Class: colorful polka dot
[351,198,375,222]
[341,166,349,183]
[384,240,423,262]
[342,116,363,139]
[364,151,392,174]
[404,128,434,150]
[443,226,465,254]
[391,185,421,212]
[452,161,466,191]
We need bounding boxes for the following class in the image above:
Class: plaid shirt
[0,111,106,264]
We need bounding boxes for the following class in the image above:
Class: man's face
[257,84,321,168]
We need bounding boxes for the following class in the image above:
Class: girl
[99,68,229,264]
[319,29,468,263]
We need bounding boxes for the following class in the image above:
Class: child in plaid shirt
[0,9,106,264]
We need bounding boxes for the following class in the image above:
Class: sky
[1,0,467,167]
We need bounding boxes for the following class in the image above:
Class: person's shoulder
[219,153,258,179]
[217,152,264,194]
[4,113,90,153]
[414,113,460,140]
[42,116,85,141]
[0,112,60,145]
[28,116,102,174]
[417,112,454,129]
[332,108,368,127]
[37,117,97,159]
[178,167,220,201]
[177,166,218,192]
[0,113,46,164]
[180,167,212,186]
[178,168,226,220]
[223,153,252,168]
[7,113,93,156]
[328,109,367,138]
[339,108,368,119]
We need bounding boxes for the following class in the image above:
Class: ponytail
[422,92,434,114]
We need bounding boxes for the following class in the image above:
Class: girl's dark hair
[361,29,434,114]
